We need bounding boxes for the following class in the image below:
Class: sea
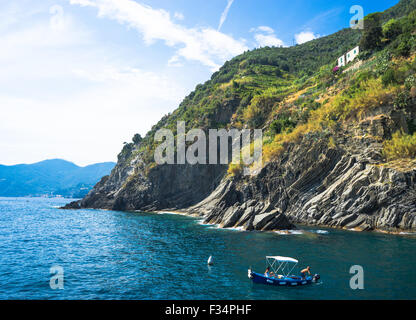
[0,197,415,300]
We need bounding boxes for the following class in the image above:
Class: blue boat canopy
[266,256,298,263]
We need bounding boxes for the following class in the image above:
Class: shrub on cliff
[269,117,297,135]
[360,13,383,51]
[394,33,412,56]
[227,163,244,176]
[133,133,142,144]
[383,18,403,40]
[263,140,284,162]
[383,131,416,160]
[382,66,409,86]
[242,91,281,127]
[325,78,397,122]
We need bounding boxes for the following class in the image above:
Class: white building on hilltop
[337,46,360,67]
[338,55,346,67]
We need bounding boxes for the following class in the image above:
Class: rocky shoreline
[62,102,416,234]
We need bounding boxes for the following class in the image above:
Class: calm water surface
[0,197,415,300]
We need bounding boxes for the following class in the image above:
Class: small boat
[248,256,320,287]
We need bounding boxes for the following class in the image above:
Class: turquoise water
[0,197,415,300]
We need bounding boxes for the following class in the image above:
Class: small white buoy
[207,255,213,265]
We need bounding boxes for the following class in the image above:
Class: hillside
[0,159,115,198]
[65,0,416,233]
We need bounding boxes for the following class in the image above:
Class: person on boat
[264,267,275,278]
[300,266,311,279]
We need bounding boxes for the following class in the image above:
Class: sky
[0,0,399,166]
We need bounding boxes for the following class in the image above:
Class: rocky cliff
[66,143,226,211]
[186,104,416,232]
[63,0,416,233]
[64,99,416,233]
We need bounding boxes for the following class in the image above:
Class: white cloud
[0,2,188,166]
[0,2,43,32]
[168,55,184,68]
[295,31,319,44]
[0,7,93,84]
[2,1,295,166]
[254,34,284,47]
[251,26,284,48]
[69,0,247,71]
[174,11,184,21]
[0,63,187,166]
[218,0,235,31]
[251,26,274,34]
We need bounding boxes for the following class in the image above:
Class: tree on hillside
[360,12,383,51]
[132,133,142,144]
[383,18,403,40]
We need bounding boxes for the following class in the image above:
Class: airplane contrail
[218,0,235,31]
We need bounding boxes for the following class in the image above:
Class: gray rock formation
[63,102,416,233]
[63,141,227,212]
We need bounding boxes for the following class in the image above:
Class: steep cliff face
[65,101,416,232]
[71,142,227,211]
[186,104,416,232]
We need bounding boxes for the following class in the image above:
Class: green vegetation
[328,137,336,149]
[383,18,402,40]
[360,13,383,51]
[329,78,398,120]
[269,117,297,135]
[383,131,416,160]
[261,4,416,164]
[227,162,244,176]
[382,0,416,22]
[123,0,416,173]
[132,133,142,144]
[127,25,362,164]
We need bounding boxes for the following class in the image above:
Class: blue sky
[0,0,399,166]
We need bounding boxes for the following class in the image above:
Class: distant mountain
[0,159,115,198]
